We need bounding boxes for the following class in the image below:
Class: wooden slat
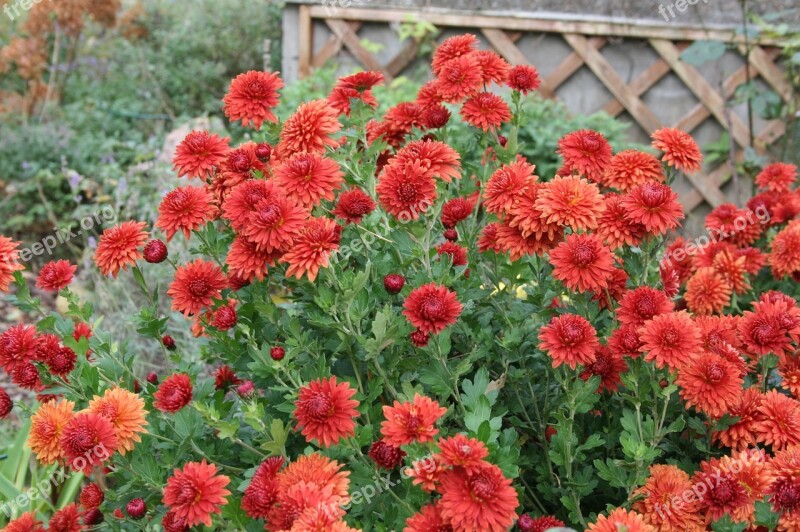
[312,22,363,67]
[385,38,419,77]
[298,5,313,77]
[744,45,792,102]
[324,19,393,79]
[674,62,756,132]
[482,28,529,65]
[542,37,606,99]
[309,6,784,45]
[650,38,752,150]
[602,56,671,116]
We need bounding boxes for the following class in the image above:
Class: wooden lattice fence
[284,4,792,225]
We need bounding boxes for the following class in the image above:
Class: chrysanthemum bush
[3,32,800,531]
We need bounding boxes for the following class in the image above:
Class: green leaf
[680,40,727,66]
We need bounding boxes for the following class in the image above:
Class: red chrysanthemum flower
[441,195,477,228]
[639,311,702,370]
[436,54,483,103]
[275,152,343,208]
[766,445,800,528]
[156,186,215,241]
[282,217,341,282]
[621,181,684,235]
[405,455,446,492]
[438,433,489,472]
[328,71,384,115]
[392,139,462,182]
[677,351,743,416]
[223,70,283,129]
[609,323,644,359]
[507,64,541,94]
[368,439,406,470]
[376,163,437,222]
[438,463,520,532]
[332,188,376,224]
[3,512,45,532]
[535,175,604,230]
[385,102,425,132]
[172,130,230,179]
[431,34,478,75]
[36,260,76,292]
[0,236,24,292]
[756,162,797,192]
[168,259,227,316]
[507,184,561,241]
[93,221,148,278]
[88,386,148,455]
[0,324,40,373]
[580,345,628,392]
[163,460,231,527]
[242,194,308,254]
[557,129,613,183]
[461,92,511,132]
[770,221,800,279]
[478,223,502,254]
[587,508,655,532]
[294,376,359,447]
[596,193,647,250]
[483,158,537,216]
[692,456,752,524]
[735,246,766,276]
[604,150,664,190]
[685,267,732,315]
[405,502,452,532]
[633,464,704,532]
[48,503,83,532]
[549,233,616,293]
[704,203,763,247]
[436,242,468,268]
[402,283,462,334]
[713,387,763,450]
[44,345,76,378]
[421,104,451,129]
[473,50,510,84]
[277,99,341,156]
[712,249,750,295]
[416,79,444,109]
[153,373,193,414]
[60,411,117,474]
[213,365,241,391]
[651,127,702,174]
[539,313,599,369]
[0,388,12,419]
[221,179,278,231]
[225,235,280,282]
[756,390,800,450]
[242,456,283,519]
[381,394,447,446]
[780,356,800,399]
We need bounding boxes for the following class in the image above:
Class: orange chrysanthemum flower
[483,158,537,216]
[436,53,483,103]
[0,236,24,292]
[534,175,604,230]
[393,139,462,183]
[405,455,446,492]
[651,127,703,174]
[639,311,702,370]
[438,433,489,472]
[779,356,800,399]
[275,152,343,209]
[620,181,684,235]
[438,463,520,532]
[713,248,750,294]
[93,221,148,278]
[756,162,797,193]
[604,150,664,190]
[28,399,75,465]
[713,387,763,450]
[3,512,45,532]
[549,233,616,293]
[507,183,556,240]
[381,394,447,447]
[376,163,437,221]
[402,283,463,334]
[88,386,147,455]
[692,457,751,524]
[557,129,613,182]
[461,92,511,131]
[294,376,359,447]
[538,313,599,369]
[225,235,280,282]
[756,390,800,450]
[587,508,655,532]
[405,502,450,532]
[155,186,215,241]
[168,259,228,316]
[241,194,308,254]
[677,351,743,416]
[163,460,231,527]
[281,217,341,282]
[221,179,279,231]
[770,221,800,279]
[431,34,478,75]
[60,411,117,474]
[766,445,800,529]
[597,193,647,249]
[172,130,230,179]
[223,70,283,129]
[685,267,732,315]
[495,219,562,260]
[277,99,341,156]
[633,464,704,532]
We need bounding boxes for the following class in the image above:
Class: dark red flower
[154,373,193,413]
[79,483,104,508]
[0,388,12,418]
[384,274,405,294]
[143,239,168,263]
[126,498,147,520]
[36,260,76,292]
[270,346,285,361]
[368,440,406,470]
[507,65,541,94]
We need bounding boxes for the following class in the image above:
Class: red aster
[557,129,613,182]
[275,152,343,208]
[651,127,702,174]
[549,233,616,293]
[431,34,478,75]
[756,162,798,192]
[441,195,477,228]
[242,456,283,519]
[153,373,193,414]
[225,235,281,282]
[36,260,76,292]
[240,195,307,254]
[332,187,376,224]
[402,283,462,334]
[392,139,462,182]
[222,70,283,129]
[461,92,511,132]
[156,186,215,241]
[436,242,468,268]
[0,236,24,292]
[483,157,537,216]
[604,149,664,190]
[3,512,45,532]
[405,502,452,532]
[539,313,599,369]
[436,53,483,103]
[277,99,341,156]
[48,503,83,532]
[381,394,447,446]
[294,376,359,447]
[685,267,732,315]
[677,351,743,416]
[60,412,117,474]
[535,175,604,230]
[620,181,684,235]
[438,433,489,472]
[368,439,406,470]
[639,311,703,370]
[163,460,231,527]
[93,221,148,278]
[507,64,541,94]
[580,345,628,392]
[376,162,437,221]
[172,130,230,179]
[597,193,647,249]
[168,259,227,316]
[438,463,520,532]
[0,324,40,372]
[282,217,341,282]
